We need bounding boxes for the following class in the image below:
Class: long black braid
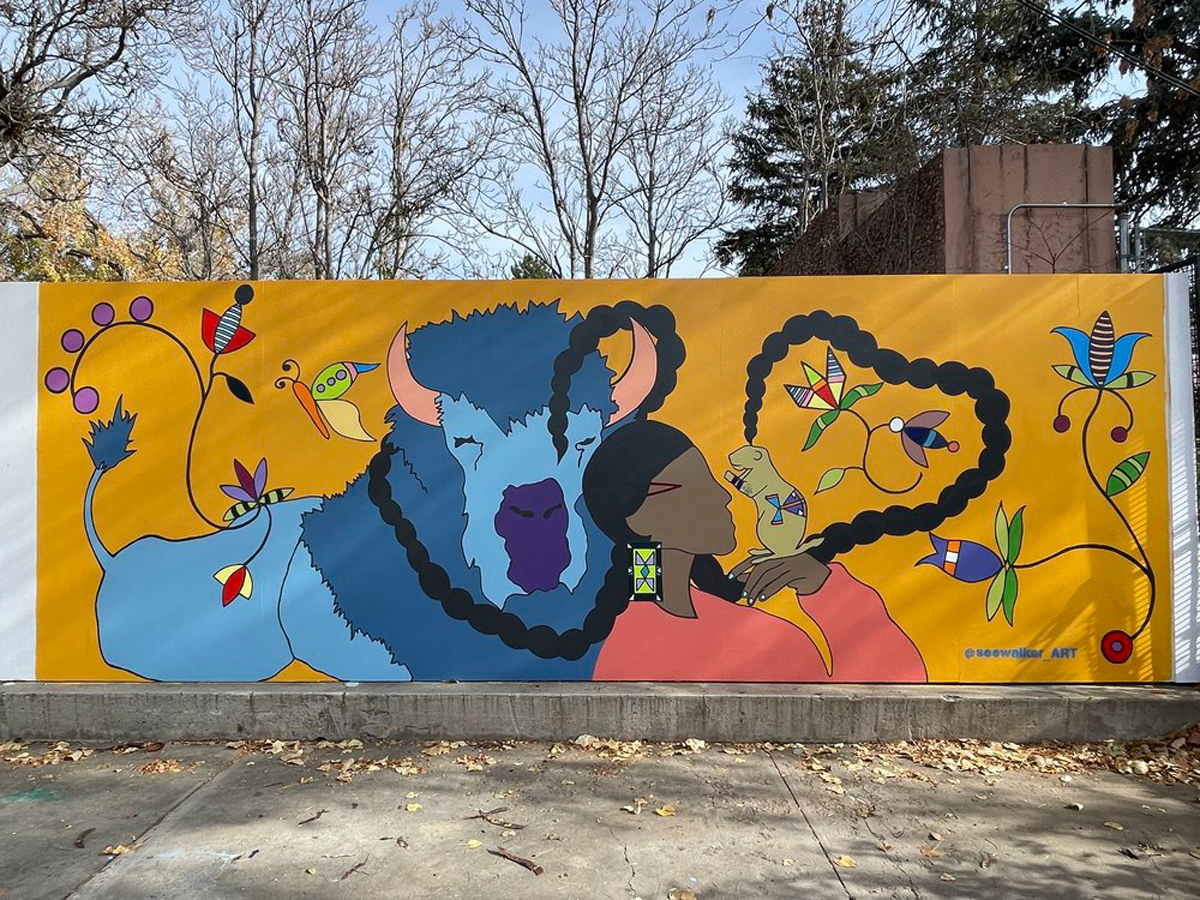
[742,311,1011,563]
[366,301,689,661]
[548,303,742,604]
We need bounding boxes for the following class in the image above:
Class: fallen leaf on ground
[466,840,482,849]
[655,805,676,817]
[667,890,697,900]
[920,845,942,858]
[941,873,956,882]
[138,758,183,775]
[834,854,856,868]
[103,845,131,856]
[1104,821,1124,831]
[405,803,422,812]
[929,831,943,841]
[305,867,317,875]
[1065,802,1083,811]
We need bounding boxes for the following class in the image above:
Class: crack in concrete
[63,753,242,900]
[606,825,636,897]
[766,749,853,900]
[855,798,921,900]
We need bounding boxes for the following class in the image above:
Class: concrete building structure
[772,145,1119,276]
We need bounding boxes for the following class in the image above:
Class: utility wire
[1014,0,1200,99]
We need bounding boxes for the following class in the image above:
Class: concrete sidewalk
[2,736,1199,899]
[2,683,1199,743]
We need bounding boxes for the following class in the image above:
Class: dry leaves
[654,805,676,817]
[834,854,857,868]
[456,753,497,772]
[138,758,183,775]
[3,742,93,767]
[572,734,647,760]
[422,741,466,757]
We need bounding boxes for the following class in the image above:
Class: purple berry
[61,329,85,353]
[1053,415,1070,433]
[91,303,115,326]
[1111,426,1128,443]
[130,296,154,322]
[44,367,70,394]
[73,386,99,414]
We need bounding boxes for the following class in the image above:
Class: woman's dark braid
[742,311,1011,564]
[548,301,685,461]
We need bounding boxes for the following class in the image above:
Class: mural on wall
[33,277,1175,682]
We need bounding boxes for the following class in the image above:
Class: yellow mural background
[37,275,1172,681]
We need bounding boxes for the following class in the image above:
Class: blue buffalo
[87,302,656,681]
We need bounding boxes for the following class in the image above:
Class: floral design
[788,347,959,497]
[42,286,258,530]
[915,311,1156,664]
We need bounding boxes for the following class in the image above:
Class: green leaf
[1106,370,1156,391]
[985,571,1005,622]
[1105,451,1151,497]
[994,503,1009,560]
[802,409,841,451]
[1001,568,1019,626]
[816,467,845,493]
[839,382,882,409]
[222,374,254,404]
[1007,506,1025,564]
[1052,364,1093,386]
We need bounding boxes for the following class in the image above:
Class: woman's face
[625,446,738,556]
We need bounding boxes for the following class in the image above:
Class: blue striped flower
[1051,311,1152,390]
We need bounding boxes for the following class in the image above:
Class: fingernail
[758,595,765,601]
[741,592,748,598]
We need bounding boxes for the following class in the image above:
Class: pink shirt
[592,563,927,682]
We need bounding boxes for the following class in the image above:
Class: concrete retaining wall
[3,683,1197,743]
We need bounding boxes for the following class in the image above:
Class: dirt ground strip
[1,732,1199,899]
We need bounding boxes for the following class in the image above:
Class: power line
[1014,0,1200,99]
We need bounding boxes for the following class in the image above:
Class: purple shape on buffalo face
[494,478,572,593]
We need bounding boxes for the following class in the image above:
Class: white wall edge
[0,282,38,680]
[1165,272,1199,683]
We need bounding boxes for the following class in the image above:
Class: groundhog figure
[724,444,822,558]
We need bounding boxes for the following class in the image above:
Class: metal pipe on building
[1004,202,1123,273]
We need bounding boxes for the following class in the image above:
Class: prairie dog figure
[724,445,821,558]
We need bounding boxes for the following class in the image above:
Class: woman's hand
[729,552,831,604]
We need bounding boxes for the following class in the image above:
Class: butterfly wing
[292,380,330,439]
[906,410,949,430]
[317,398,374,441]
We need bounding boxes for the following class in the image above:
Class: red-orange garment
[592,563,927,682]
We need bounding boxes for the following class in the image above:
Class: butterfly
[784,347,846,410]
[276,359,378,442]
[888,411,959,467]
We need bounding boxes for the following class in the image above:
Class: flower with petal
[915,535,1003,583]
[220,458,267,503]
[1051,311,1153,389]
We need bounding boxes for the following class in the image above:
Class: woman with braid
[582,420,927,682]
